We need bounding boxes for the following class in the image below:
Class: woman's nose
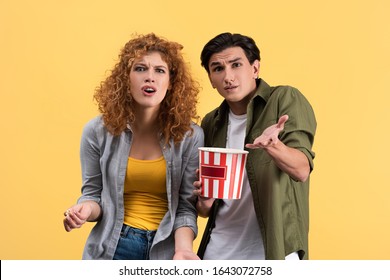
[144,70,155,83]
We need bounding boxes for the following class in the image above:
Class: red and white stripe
[199,149,247,199]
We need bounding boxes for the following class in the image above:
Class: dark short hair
[200,32,261,73]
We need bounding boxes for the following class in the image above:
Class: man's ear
[208,75,215,88]
[253,60,260,79]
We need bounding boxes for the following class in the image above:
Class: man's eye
[232,62,242,68]
[212,66,223,72]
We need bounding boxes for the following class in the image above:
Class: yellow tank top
[123,156,168,230]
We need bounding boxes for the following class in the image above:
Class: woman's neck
[132,106,160,134]
[129,114,163,160]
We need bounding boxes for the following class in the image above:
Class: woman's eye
[134,66,145,72]
[156,68,166,74]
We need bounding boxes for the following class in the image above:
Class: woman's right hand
[63,202,96,232]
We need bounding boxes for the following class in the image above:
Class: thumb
[276,115,289,129]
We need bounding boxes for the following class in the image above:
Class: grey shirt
[77,116,204,259]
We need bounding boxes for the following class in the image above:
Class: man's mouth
[224,85,238,90]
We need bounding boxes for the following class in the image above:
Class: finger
[276,115,289,129]
[245,143,259,149]
[66,212,84,228]
[255,138,269,146]
[193,189,202,196]
[66,208,82,221]
[72,209,85,220]
[63,219,72,232]
[64,209,71,217]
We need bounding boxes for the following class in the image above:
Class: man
[194,33,316,260]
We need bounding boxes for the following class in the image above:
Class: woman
[63,33,203,260]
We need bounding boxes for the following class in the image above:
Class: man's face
[208,47,259,114]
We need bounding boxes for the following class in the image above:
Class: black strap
[197,199,221,259]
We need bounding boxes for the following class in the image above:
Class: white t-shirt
[203,110,265,259]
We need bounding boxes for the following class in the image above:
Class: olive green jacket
[198,79,316,260]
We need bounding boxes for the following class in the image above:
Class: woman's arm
[63,200,102,232]
[64,118,104,232]
[173,227,200,260]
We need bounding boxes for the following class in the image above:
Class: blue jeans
[113,224,157,260]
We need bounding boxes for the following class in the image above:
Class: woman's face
[129,51,170,111]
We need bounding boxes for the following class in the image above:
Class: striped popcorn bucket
[199,147,248,199]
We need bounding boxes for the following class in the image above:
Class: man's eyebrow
[228,57,242,64]
[209,57,242,67]
[209,61,222,67]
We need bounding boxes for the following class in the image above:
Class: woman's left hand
[173,250,200,260]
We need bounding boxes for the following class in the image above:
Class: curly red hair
[94,33,200,145]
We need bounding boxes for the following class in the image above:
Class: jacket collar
[253,78,272,103]
[213,78,271,120]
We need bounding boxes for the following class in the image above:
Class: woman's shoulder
[190,122,204,138]
[84,115,103,128]
[175,122,204,147]
[188,122,204,147]
[82,115,107,138]
[190,122,203,131]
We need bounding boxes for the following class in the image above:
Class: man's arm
[246,115,310,182]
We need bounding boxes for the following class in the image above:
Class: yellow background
[1,0,389,260]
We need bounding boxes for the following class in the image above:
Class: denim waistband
[120,224,157,239]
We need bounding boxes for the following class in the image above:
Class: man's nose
[224,69,234,83]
